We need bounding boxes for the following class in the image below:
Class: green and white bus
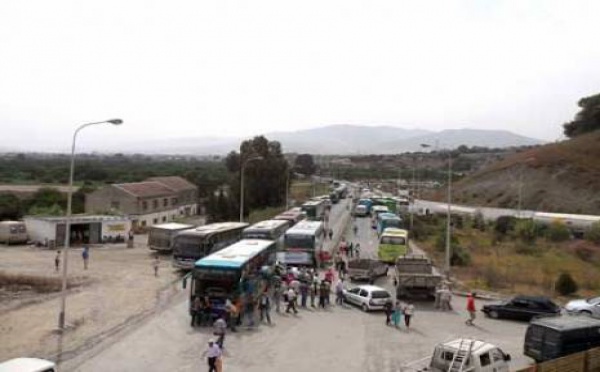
[301,199,326,221]
[282,220,325,266]
[378,228,409,263]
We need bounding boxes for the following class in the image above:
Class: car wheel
[361,303,369,312]
[489,310,499,319]
[580,310,592,316]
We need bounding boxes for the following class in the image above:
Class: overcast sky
[1,0,599,151]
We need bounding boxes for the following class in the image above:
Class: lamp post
[239,155,263,222]
[58,119,123,330]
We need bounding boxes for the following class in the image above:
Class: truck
[395,254,442,299]
[402,338,511,372]
[347,258,389,284]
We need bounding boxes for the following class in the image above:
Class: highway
[63,196,533,372]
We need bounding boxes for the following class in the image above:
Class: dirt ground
[0,236,182,362]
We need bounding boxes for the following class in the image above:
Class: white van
[0,358,56,372]
[354,204,368,217]
[428,339,510,372]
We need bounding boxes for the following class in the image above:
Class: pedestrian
[392,301,403,328]
[466,292,477,326]
[273,281,283,313]
[245,295,256,327]
[55,250,61,272]
[434,282,443,309]
[355,243,361,259]
[82,246,89,270]
[191,295,202,327]
[204,339,222,372]
[203,296,213,325]
[348,242,354,258]
[353,224,358,236]
[335,279,344,305]
[290,278,301,306]
[224,298,237,331]
[213,316,227,349]
[318,281,327,309]
[259,291,272,324]
[384,300,393,326]
[324,280,331,306]
[285,287,298,314]
[404,302,414,330]
[325,267,334,283]
[300,280,308,308]
[152,256,160,277]
[328,228,333,240]
[309,278,317,308]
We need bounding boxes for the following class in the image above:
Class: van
[427,338,510,372]
[0,358,56,372]
[354,205,368,217]
[524,315,600,362]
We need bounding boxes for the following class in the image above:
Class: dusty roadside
[0,237,183,363]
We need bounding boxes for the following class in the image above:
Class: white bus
[242,219,289,251]
[282,220,325,267]
[171,222,249,270]
[273,207,305,228]
[147,222,195,252]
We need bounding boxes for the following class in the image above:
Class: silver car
[565,296,600,317]
[342,285,392,312]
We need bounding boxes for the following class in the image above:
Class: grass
[290,181,331,203]
[248,206,287,224]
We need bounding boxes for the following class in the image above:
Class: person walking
[191,296,202,327]
[404,302,414,330]
[392,301,403,328]
[466,292,477,326]
[384,300,393,326]
[285,287,298,314]
[224,298,237,331]
[353,224,358,236]
[213,316,227,349]
[203,296,213,326]
[348,242,354,258]
[55,250,61,272]
[335,279,344,305]
[82,246,89,270]
[204,339,222,372]
[300,280,308,308]
[259,291,272,324]
[153,256,160,277]
[318,281,327,309]
[273,281,283,313]
[355,243,361,259]
[328,228,333,240]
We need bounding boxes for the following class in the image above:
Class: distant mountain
[78,125,543,155]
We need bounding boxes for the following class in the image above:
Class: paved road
[66,198,534,371]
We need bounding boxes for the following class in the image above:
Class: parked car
[347,258,388,283]
[482,295,560,321]
[565,296,600,317]
[342,285,392,312]
[0,358,56,372]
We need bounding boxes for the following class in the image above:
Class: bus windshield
[173,236,206,256]
[284,234,315,249]
[382,219,402,229]
[381,236,406,245]
[242,231,272,240]
[194,270,240,298]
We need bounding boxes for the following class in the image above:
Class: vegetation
[293,154,317,175]
[555,272,578,296]
[587,222,600,244]
[563,92,600,138]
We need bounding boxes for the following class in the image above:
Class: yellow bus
[377,228,409,263]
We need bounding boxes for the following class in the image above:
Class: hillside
[448,131,600,214]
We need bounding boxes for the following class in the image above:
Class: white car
[342,285,392,312]
[565,296,600,317]
[0,358,56,372]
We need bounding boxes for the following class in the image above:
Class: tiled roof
[113,182,176,198]
[146,176,197,192]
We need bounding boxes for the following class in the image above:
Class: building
[85,176,198,230]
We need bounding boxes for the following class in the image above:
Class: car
[342,284,392,312]
[0,358,56,372]
[481,295,561,321]
[564,296,600,317]
[347,258,388,283]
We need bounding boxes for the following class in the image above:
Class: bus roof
[372,205,389,212]
[379,213,399,220]
[244,219,289,231]
[195,239,275,269]
[381,228,408,237]
[150,223,195,230]
[285,220,323,235]
[179,222,249,237]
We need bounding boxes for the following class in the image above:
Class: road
[65,197,534,371]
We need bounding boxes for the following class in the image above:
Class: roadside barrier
[514,346,600,372]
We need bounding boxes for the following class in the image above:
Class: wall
[23,218,57,244]
[86,186,138,214]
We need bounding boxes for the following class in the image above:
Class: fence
[515,347,600,372]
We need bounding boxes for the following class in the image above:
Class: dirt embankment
[434,132,600,215]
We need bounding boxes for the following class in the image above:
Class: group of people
[384,300,415,330]
[434,282,453,311]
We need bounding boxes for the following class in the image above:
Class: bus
[242,219,289,250]
[147,223,194,252]
[282,220,325,266]
[376,213,403,235]
[371,205,389,229]
[301,199,326,221]
[378,228,409,263]
[189,239,277,320]
[172,222,249,269]
[373,198,397,214]
[273,208,305,228]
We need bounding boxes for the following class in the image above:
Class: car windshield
[586,297,600,304]
[371,290,390,299]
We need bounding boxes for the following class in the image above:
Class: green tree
[515,219,537,244]
[27,187,66,212]
[563,93,600,138]
[293,154,317,176]
[555,272,578,296]
[0,194,22,220]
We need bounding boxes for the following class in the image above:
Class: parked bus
[282,220,325,266]
[378,228,409,263]
[273,208,305,228]
[301,199,326,221]
[371,205,389,229]
[172,222,249,269]
[376,213,403,235]
[188,239,277,321]
[0,221,27,245]
[147,222,195,252]
[242,219,289,250]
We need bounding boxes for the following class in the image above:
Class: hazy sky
[1,0,599,151]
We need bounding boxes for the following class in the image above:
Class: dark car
[482,295,561,321]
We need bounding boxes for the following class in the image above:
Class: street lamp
[239,155,263,222]
[58,119,123,330]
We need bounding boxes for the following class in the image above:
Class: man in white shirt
[285,287,298,314]
[204,339,222,372]
[335,279,344,305]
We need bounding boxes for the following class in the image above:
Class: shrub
[472,212,486,231]
[451,245,471,266]
[515,219,537,244]
[546,221,571,242]
[515,242,539,256]
[587,222,600,245]
[555,272,578,296]
[494,216,517,239]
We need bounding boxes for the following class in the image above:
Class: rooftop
[146,176,197,192]
[114,182,176,198]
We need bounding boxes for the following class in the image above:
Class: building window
[142,201,148,211]
[163,198,168,207]
[141,220,147,227]
[171,197,177,206]
[111,201,120,210]
[162,216,167,222]
[153,218,158,224]
[153,200,158,209]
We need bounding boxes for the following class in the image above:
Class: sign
[277,251,311,265]
[107,224,126,232]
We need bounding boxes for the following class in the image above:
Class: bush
[587,222,600,245]
[451,245,471,266]
[555,272,578,296]
[472,212,486,231]
[494,215,517,240]
[546,221,571,242]
[515,219,537,244]
[515,242,539,256]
